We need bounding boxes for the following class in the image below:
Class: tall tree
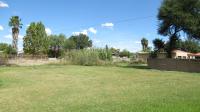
[69,34,92,49]
[141,38,148,52]
[158,0,200,57]
[23,22,49,55]
[9,16,22,51]
[158,0,200,39]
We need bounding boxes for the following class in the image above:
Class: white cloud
[45,28,52,35]
[4,34,12,39]
[88,27,97,34]
[18,35,24,39]
[93,39,101,44]
[0,1,9,8]
[134,41,141,44]
[72,27,97,35]
[26,24,30,27]
[101,22,114,28]
[72,30,88,36]
[0,25,3,31]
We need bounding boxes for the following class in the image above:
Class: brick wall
[148,58,200,72]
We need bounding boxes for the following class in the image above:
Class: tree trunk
[12,28,19,51]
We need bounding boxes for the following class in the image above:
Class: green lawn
[0,65,200,112]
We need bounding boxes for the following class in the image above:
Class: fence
[0,54,49,65]
[147,58,200,73]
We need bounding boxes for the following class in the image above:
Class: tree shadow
[120,64,151,70]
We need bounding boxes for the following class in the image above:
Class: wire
[52,15,155,33]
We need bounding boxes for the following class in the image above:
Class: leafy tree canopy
[158,0,200,40]
[23,22,49,55]
[153,38,165,52]
[69,34,92,49]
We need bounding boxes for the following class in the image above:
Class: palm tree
[141,38,148,52]
[9,16,22,51]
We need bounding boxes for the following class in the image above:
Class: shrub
[64,49,112,66]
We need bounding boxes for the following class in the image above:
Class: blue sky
[0,0,163,52]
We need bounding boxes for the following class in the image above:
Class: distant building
[188,53,200,59]
[172,50,200,59]
[171,50,189,59]
[136,50,200,62]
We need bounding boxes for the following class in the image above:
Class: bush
[64,49,112,66]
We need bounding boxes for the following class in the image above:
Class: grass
[0,65,200,112]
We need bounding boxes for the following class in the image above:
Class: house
[171,50,190,59]
[188,53,200,59]
[171,50,200,59]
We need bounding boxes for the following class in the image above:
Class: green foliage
[5,45,17,55]
[141,38,149,52]
[164,35,182,58]
[153,38,165,52]
[48,34,66,58]
[119,49,131,58]
[0,43,17,55]
[158,0,200,39]
[69,34,92,49]
[97,48,112,61]
[49,34,65,47]
[64,49,112,66]
[23,22,49,55]
[65,49,100,66]
[9,16,23,28]
[64,39,76,50]
[181,39,200,53]
[0,43,9,53]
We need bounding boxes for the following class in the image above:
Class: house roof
[171,50,189,54]
[188,53,200,57]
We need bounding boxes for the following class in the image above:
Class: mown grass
[0,65,200,112]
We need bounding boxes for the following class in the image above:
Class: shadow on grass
[115,63,151,70]
[123,65,151,70]
[125,65,150,70]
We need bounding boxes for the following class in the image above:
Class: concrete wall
[0,57,7,65]
[136,53,150,63]
[148,58,200,73]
